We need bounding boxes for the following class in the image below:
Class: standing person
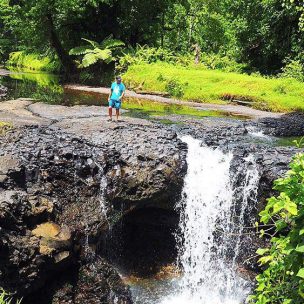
[108,76,126,121]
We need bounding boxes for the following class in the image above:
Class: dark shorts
[109,99,121,109]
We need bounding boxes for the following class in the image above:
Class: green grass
[123,62,304,112]
[7,51,61,73]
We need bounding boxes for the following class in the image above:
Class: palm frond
[81,38,100,48]
[81,53,99,68]
[69,46,93,56]
[94,48,112,61]
[100,38,125,50]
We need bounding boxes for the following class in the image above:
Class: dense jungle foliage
[250,151,304,304]
[0,0,304,75]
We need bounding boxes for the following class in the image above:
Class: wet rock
[0,123,186,302]
[257,112,304,136]
[32,222,71,256]
[0,155,23,187]
[73,259,132,304]
[0,84,8,99]
[27,258,132,304]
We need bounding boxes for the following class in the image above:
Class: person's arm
[119,84,126,101]
[119,91,125,101]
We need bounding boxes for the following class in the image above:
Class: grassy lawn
[123,62,304,112]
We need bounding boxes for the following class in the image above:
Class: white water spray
[162,136,259,304]
[247,126,271,141]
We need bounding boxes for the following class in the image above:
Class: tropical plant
[0,288,21,304]
[117,45,176,72]
[249,150,304,304]
[69,37,125,68]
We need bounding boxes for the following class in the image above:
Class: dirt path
[64,84,283,119]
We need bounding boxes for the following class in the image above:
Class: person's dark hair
[116,76,122,81]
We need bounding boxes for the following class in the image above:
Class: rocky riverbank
[0,99,303,303]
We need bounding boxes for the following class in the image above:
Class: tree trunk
[45,13,77,75]
[161,12,165,48]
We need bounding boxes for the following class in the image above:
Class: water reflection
[0,71,237,121]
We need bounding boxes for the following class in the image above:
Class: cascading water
[161,136,259,304]
[121,135,260,304]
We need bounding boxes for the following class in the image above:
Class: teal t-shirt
[110,82,126,101]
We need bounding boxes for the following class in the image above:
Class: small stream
[0,69,249,123]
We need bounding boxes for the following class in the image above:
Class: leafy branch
[249,152,304,304]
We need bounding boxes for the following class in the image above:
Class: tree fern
[81,53,99,68]
[69,37,124,68]
[100,37,125,50]
[81,38,100,48]
[94,49,112,60]
[69,46,91,56]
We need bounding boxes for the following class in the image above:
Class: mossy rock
[0,122,13,136]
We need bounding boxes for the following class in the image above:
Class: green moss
[123,62,304,112]
[7,51,61,73]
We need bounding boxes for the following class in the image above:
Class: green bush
[280,60,304,82]
[117,45,176,72]
[7,51,61,73]
[200,52,247,73]
[118,46,248,75]
[249,151,304,304]
[165,78,184,98]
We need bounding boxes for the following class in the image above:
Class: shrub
[118,46,248,75]
[69,37,124,68]
[249,151,304,304]
[7,51,61,73]
[200,52,247,72]
[117,45,176,72]
[165,78,184,98]
[280,59,304,82]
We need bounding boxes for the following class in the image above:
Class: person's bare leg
[108,107,113,121]
[116,109,119,121]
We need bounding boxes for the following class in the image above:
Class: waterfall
[162,136,259,304]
